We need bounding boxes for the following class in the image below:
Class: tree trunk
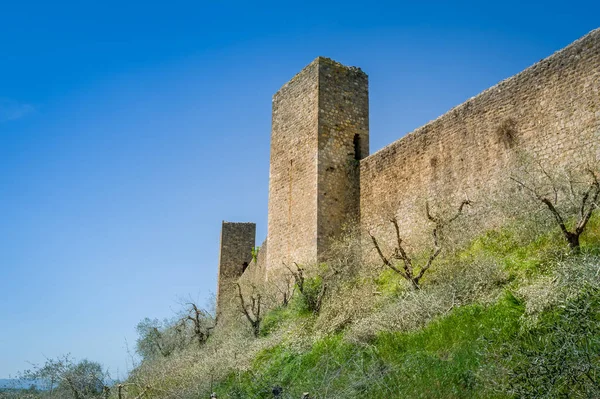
[567,233,580,253]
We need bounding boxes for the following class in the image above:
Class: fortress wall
[266,57,369,277]
[215,29,600,321]
[266,60,320,276]
[360,28,600,245]
[317,59,369,252]
[216,222,255,323]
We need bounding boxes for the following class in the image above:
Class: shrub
[489,285,600,398]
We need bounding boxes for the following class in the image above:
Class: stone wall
[317,58,369,253]
[216,222,255,322]
[266,57,369,278]
[217,28,600,322]
[359,28,600,246]
[266,59,319,277]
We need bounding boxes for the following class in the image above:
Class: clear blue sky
[1,0,598,379]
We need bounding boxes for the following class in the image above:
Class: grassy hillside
[120,200,600,399]
[210,218,600,398]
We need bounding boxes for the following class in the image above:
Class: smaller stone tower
[216,221,255,322]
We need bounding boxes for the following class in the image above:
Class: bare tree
[183,302,215,348]
[135,318,187,359]
[285,263,327,313]
[272,274,295,307]
[286,263,306,295]
[511,166,600,253]
[135,299,214,360]
[235,283,262,337]
[369,200,470,290]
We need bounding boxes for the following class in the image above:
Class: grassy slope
[220,297,523,398]
[214,216,600,398]
[128,215,600,399]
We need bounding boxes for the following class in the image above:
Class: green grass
[581,213,600,253]
[373,268,404,296]
[490,285,600,398]
[458,226,561,280]
[217,283,600,398]
[215,293,525,398]
[455,213,600,281]
[212,216,600,398]
[125,214,600,399]
[260,297,313,337]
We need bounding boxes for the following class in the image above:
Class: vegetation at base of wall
[217,294,524,398]
[489,284,600,398]
[259,297,314,337]
[10,167,600,399]
[214,282,600,398]
[96,207,598,399]
[211,250,600,399]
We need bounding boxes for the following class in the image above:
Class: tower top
[273,56,367,100]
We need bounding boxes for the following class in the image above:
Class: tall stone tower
[266,57,369,277]
[216,221,255,322]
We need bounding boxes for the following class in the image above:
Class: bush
[489,285,600,398]
[122,195,600,399]
[214,294,525,399]
[260,298,313,337]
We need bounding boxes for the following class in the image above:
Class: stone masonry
[216,222,255,322]
[215,28,600,319]
[266,57,369,278]
[360,28,600,245]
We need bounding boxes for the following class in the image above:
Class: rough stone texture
[216,222,255,322]
[215,28,600,320]
[360,28,600,245]
[266,59,319,277]
[266,57,369,278]
[317,58,369,253]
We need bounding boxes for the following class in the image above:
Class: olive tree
[369,200,470,290]
[511,164,600,253]
[19,355,110,399]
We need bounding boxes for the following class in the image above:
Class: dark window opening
[242,262,249,273]
[353,134,362,160]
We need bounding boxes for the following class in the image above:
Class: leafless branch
[511,167,599,252]
[235,282,262,337]
[371,200,470,289]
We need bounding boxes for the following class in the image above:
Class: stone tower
[266,57,369,277]
[216,221,255,321]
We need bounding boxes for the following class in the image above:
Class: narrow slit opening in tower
[353,134,362,160]
[242,262,249,273]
